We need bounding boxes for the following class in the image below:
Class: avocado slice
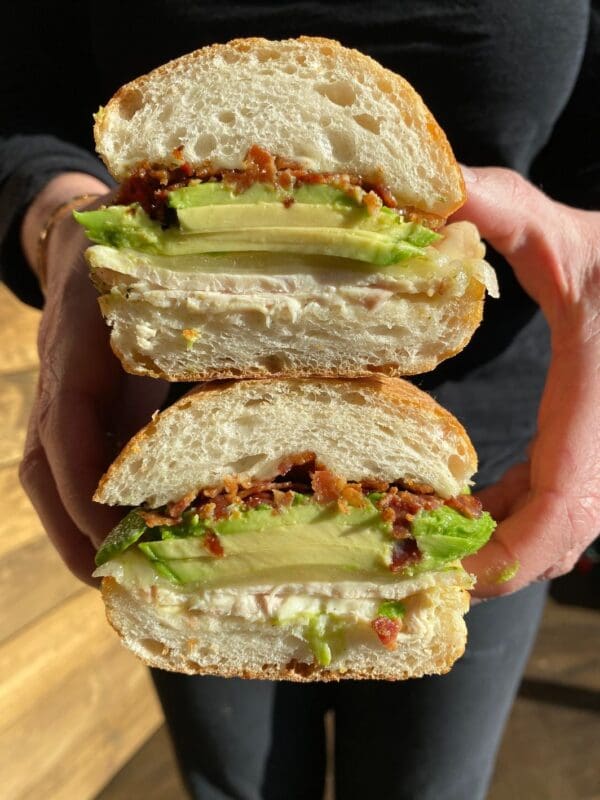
[75,205,434,266]
[139,505,393,587]
[174,201,433,240]
[94,492,496,587]
[74,205,164,252]
[141,503,496,585]
[150,497,389,541]
[146,559,391,588]
[95,510,148,567]
[175,203,365,232]
[411,506,496,571]
[137,500,392,587]
[167,182,358,208]
[75,177,440,267]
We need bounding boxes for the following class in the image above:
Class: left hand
[19,173,170,585]
[453,167,600,597]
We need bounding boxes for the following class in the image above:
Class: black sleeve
[531,1,600,210]
[0,136,111,308]
[0,3,112,307]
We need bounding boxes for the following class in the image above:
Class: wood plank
[0,460,83,645]
[488,695,600,800]
[0,284,40,374]
[0,464,44,558]
[0,284,162,799]
[489,596,600,799]
[0,589,136,734]
[0,535,81,642]
[524,599,600,691]
[96,726,188,800]
[0,590,163,800]
[0,369,37,468]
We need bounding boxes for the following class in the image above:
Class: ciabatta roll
[76,38,498,381]
[94,377,495,680]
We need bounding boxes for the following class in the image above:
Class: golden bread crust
[104,294,483,382]
[101,577,468,681]
[94,36,465,216]
[94,375,476,504]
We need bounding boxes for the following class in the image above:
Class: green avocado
[138,500,393,587]
[95,495,497,585]
[167,182,357,208]
[74,181,440,267]
[151,496,389,541]
[275,612,347,667]
[74,205,165,252]
[410,505,496,572]
[377,600,406,620]
[175,203,366,232]
[95,510,147,567]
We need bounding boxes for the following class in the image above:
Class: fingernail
[460,164,477,184]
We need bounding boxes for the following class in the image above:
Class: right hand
[454,167,600,596]
[19,173,169,585]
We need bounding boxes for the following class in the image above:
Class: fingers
[456,167,556,252]
[35,217,167,538]
[36,383,124,546]
[25,321,168,576]
[466,489,597,597]
[20,419,99,587]
[37,375,169,545]
[454,167,600,597]
[28,208,169,565]
[453,167,587,327]
[35,258,123,543]
[111,373,170,448]
[475,461,530,521]
[470,346,600,596]
[20,187,168,584]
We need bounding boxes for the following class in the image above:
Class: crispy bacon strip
[167,490,197,520]
[115,145,442,226]
[204,530,224,557]
[377,490,443,539]
[371,616,402,650]
[272,489,295,509]
[138,510,179,528]
[445,494,483,519]
[311,469,347,504]
[341,485,368,509]
[137,455,481,580]
[391,539,421,572]
[277,451,317,477]
[400,478,436,495]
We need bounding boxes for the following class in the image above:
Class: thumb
[452,166,572,326]
[474,461,530,522]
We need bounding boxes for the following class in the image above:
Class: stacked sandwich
[77,37,499,680]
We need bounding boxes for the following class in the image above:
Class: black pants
[151,582,547,800]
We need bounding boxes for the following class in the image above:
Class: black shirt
[1,1,598,483]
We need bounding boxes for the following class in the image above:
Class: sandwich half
[94,377,495,680]
[76,37,498,381]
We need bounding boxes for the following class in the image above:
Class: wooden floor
[0,285,162,800]
[1,282,598,800]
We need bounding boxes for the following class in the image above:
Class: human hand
[19,174,169,585]
[454,167,600,597]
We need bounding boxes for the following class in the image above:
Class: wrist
[21,172,110,287]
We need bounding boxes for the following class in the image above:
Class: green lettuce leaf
[411,505,496,570]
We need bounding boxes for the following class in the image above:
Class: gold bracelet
[36,193,100,294]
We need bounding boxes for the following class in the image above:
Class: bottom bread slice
[102,576,470,681]
[98,284,484,380]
